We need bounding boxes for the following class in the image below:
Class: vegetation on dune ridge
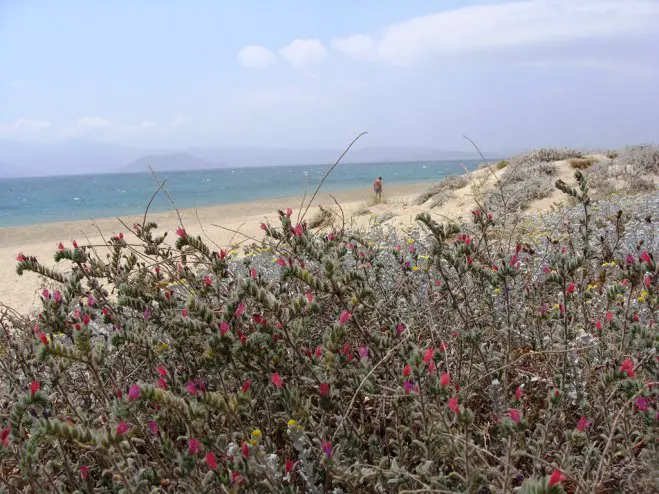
[0,168,657,493]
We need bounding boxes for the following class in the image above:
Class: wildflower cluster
[0,173,657,493]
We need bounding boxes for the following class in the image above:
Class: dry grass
[569,156,599,170]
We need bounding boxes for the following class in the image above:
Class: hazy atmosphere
[2,0,659,176]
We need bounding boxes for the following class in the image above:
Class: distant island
[0,138,491,178]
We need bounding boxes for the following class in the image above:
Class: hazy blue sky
[1,0,658,152]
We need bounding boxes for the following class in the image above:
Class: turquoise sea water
[0,160,479,228]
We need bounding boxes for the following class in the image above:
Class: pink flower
[448,396,459,413]
[205,452,218,470]
[305,291,313,304]
[157,365,168,377]
[188,438,201,455]
[116,421,130,436]
[175,227,186,238]
[250,268,257,278]
[439,372,451,387]
[422,347,435,364]
[543,266,551,274]
[402,364,411,377]
[640,251,652,264]
[147,420,159,435]
[58,242,65,251]
[29,380,40,397]
[203,276,212,287]
[635,397,649,412]
[319,383,330,396]
[80,465,89,480]
[567,282,575,294]
[260,222,268,231]
[403,380,414,394]
[16,253,27,262]
[235,303,245,317]
[1,426,10,447]
[128,385,141,401]
[620,358,635,378]
[626,254,635,265]
[515,386,524,401]
[157,378,168,390]
[322,440,332,459]
[358,346,368,359]
[219,321,230,336]
[38,332,49,346]
[292,223,303,237]
[276,257,287,267]
[285,458,294,473]
[576,416,590,431]
[271,373,283,389]
[338,310,352,325]
[606,311,613,322]
[508,409,521,424]
[241,380,252,393]
[181,308,188,317]
[87,295,95,306]
[286,208,293,217]
[186,381,198,395]
[396,323,405,335]
[82,314,90,326]
[428,360,437,376]
[548,469,566,487]
[42,289,50,299]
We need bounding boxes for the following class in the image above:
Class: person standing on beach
[374,176,383,202]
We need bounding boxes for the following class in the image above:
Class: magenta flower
[175,227,186,238]
[403,380,414,394]
[157,365,168,377]
[515,386,524,401]
[620,358,635,378]
[576,416,591,431]
[567,282,575,294]
[271,373,283,389]
[219,321,230,336]
[205,452,218,470]
[181,308,188,318]
[635,397,649,412]
[276,257,287,267]
[147,420,159,435]
[116,421,130,436]
[338,310,352,325]
[448,396,459,414]
[358,346,369,359]
[128,385,141,402]
[250,268,257,278]
[549,469,566,487]
[80,465,89,480]
[422,347,435,364]
[640,251,652,264]
[286,207,293,217]
[396,323,405,335]
[439,372,451,387]
[235,303,245,317]
[305,291,313,304]
[54,290,62,303]
[186,381,198,395]
[319,382,330,397]
[508,408,521,424]
[188,438,201,455]
[322,440,332,459]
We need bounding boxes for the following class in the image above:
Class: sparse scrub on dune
[496,159,509,170]
[0,172,656,493]
[308,205,336,229]
[586,144,659,196]
[527,147,583,162]
[413,174,469,206]
[569,156,599,170]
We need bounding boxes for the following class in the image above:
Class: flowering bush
[0,172,657,493]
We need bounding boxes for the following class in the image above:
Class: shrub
[616,144,659,174]
[569,157,599,170]
[496,160,509,170]
[0,175,657,493]
[414,175,469,205]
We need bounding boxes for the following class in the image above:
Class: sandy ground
[0,158,588,315]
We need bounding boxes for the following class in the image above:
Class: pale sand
[0,158,587,316]
[0,183,434,315]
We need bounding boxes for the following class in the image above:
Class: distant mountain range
[0,138,493,178]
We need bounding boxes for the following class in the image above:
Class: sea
[0,159,480,228]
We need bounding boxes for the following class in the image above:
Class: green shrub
[0,174,656,493]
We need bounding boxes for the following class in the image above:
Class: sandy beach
[0,182,437,315]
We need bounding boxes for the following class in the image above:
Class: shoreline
[0,181,435,314]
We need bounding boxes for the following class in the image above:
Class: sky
[1,0,659,153]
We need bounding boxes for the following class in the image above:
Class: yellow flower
[406,238,415,245]
[251,429,262,440]
[641,291,649,298]
[494,288,500,294]
[155,343,170,352]
[412,266,420,271]
[586,284,597,292]
[287,419,297,428]
[553,304,560,309]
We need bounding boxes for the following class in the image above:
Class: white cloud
[76,116,112,129]
[238,45,277,69]
[331,34,376,61]
[121,120,157,134]
[334,0,659,65]
[0,118,52,133]
[279,39,327,67]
